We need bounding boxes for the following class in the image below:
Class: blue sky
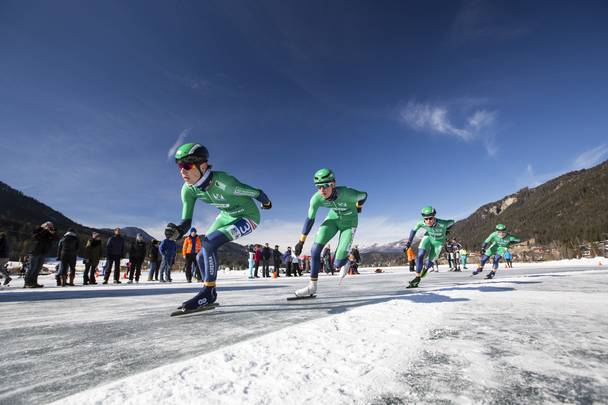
[1,0,607,247]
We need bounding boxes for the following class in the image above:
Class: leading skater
[167,143,272,313]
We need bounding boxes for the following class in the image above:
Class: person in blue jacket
[159,226,177,282]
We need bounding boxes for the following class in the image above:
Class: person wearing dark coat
[24,222,57,288]
[262,243,271,278]
[127,234,147,283]
[56,228,80,286]
[272,245,282,277]
[103,228,125,284]
[84,232,102,285]
[0,232,11,285]
[147,240,161,281]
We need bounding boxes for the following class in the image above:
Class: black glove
[404,241,412,251]
[356,206,362,213]
[165,223,181,240]
[480,248,486,256]
[261,201,272,210]
[294,241,304,256]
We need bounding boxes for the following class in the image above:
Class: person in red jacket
[182,227,202,283]
[254,245,262,278]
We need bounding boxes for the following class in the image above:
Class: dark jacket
[272,248,282,261]
[0,234,8,258]
[129,240,147,261]
[107,235,125,257]
[351,248,361,263]
[30,227,56,256]
[85,238,103,263]
[57,231,80,259]
[149,242,160,262]
[262,246,271,260]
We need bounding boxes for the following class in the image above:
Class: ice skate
[178,286,217,310]
[337,263,351,284]
[289,280,317,300]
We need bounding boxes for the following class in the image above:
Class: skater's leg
[335,227,355,281]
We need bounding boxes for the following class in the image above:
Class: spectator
[159,230,177,282]
[504,250,513,268]
[56,228,80,287]
[459,247,469,269]
[84,232,102,285]
[247,245,255,279]
[272,245,282,277]
[128,234,147,283]
[262,243,271,278]
[283,247,294,277]
[147,240,161,281]
[182,227,201,283]
[292,250,301,277]
[24,221,57,288]
[350,245,361,274]
[254,245,262,278]
[406,247,416,272]
[0,232,11,286]
[322,244,334,275]
[104,228,125,284]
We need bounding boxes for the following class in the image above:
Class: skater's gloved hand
[261,200,272,210]
[403,241,412,251]
[165,223,181,240]
[294,241,304,256]
[480,248,486,256]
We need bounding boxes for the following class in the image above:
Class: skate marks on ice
[369,271,608,404]
[53,297,448,405]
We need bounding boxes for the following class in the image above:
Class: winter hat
[136,233,143,241]
[189,227,197,234]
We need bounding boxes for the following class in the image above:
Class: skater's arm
[509,235,521,244]
[301,194,322,238]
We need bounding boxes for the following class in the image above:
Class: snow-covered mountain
[100,227,155,241]
[360,239,406,254]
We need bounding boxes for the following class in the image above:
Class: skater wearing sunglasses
[403,206,455,289]
[167,143,272,315]
[472,224,520,279]
[291,168,367,299]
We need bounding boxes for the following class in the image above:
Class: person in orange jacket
[406,247,416,272]
[182,227,202,283]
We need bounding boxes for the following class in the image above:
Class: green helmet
[175,143,209,163]
[496,224,507,231]
[421,206,436,218]
[313,168,335,184]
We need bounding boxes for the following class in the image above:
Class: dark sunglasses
[178,162,195,170]
[316,183,333,189]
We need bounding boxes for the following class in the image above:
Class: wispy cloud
[517,144,608,189]
[573,143,608,170]
[167,128,190,160]
[450,0,531,44]
[400,100,497,155]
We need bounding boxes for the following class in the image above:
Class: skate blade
[170,303,219,317]
[287,294,316,301]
